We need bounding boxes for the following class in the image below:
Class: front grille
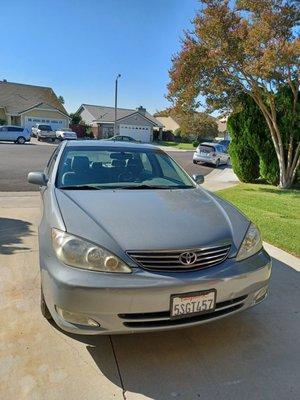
[127,244,231,271]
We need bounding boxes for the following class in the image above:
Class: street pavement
[0,141,213,191]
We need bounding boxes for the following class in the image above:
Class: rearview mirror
[27,172,48,186]
[192,174,204,184]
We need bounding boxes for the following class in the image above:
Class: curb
[263,242,299,272]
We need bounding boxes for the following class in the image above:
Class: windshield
[39,125,52,131]
[56,146,195,189]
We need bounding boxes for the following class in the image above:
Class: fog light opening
[254,286,268,304]
[55,306,100,327]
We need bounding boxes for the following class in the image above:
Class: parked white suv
[193,142,230,167]
[32,124,56,141]
[0,125,31,144]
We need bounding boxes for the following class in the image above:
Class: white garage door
[24,117,67,130]
[119,124,151,143]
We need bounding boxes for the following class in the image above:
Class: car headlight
[52,228,132,273]
[236,223,262,261]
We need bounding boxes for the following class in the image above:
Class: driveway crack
[109,335,127,400]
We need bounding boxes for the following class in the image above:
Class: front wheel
[193,160,197,164]
[16,136,26,144]
[41,287,52,320]
[215,159,220,168]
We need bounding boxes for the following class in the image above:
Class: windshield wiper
[116,184,194,190]
[58,185,102,190]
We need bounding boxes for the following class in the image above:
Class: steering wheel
[118,171,134,182]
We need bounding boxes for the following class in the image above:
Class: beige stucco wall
[155,116,179,132]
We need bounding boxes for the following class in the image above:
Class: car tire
[16,136,26,144]
[193,160,197,164]
[41,287,52,320]
[37,137,41,141]
[215,159,220,168]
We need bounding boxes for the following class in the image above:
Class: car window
[56,146,194,189]
[199,145,215,153]
[39,125,52,131]
[7,127,23,132]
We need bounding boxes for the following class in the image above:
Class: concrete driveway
[0,192,299,400]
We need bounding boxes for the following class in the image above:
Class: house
[0,80,69,130]
[217,115,230,139]
[77,104,164,142]
[155,116,180,133]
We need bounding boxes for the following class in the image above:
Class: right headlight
[236,222,262,261]
[52,228,132,273]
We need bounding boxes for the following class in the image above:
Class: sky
[0,0,200,114]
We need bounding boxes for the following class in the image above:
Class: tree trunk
[251,94,299,189]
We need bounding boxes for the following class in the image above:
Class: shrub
[228,95,281,184]
[192,141,198,147]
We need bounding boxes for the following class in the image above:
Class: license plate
[170,290,216,319]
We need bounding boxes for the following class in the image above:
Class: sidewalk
[202,166,239,191]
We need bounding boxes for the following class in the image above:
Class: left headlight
[236,222,262,261]
[52,228,132,273]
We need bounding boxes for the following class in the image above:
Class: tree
[179,111,218,139]
[58,95,65,104]
[69,112,82,125]
[168,0,300,188]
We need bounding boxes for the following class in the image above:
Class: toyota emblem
[179,252,197,265]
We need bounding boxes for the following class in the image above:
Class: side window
[8,127,23,132]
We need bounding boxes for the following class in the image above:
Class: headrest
[71,156,90,171]
[127,158,143,169]
[112,159,125,168]
[91,162,103,170]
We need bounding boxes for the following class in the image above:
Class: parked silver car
[56,129,77,141]
[28,141,271,335]
[0,125,31,144]
[193,142,230,167]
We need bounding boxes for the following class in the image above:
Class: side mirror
[192,174,204,184]
[28,172,48,186]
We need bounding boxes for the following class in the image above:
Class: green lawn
[217,183,300,257]
[156,141,197,150]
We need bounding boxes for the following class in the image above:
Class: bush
[228,95,282,184]
[192,141,198,147]
[227,110,260,182]
[0,119,6,125]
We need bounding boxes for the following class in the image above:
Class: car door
[0,126,7,141]
[216,145,226,163]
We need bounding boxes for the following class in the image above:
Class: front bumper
[41,249,271,335]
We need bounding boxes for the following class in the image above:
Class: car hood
[55,187,249,257]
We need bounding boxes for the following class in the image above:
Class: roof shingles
[82,104,163,127]
[0,81,68,115]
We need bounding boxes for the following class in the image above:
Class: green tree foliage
[227,108,260,183]
[69,112,82,125]
[228,88,299,184]
[168,0,300,188]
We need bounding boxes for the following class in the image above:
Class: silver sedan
[28,140,271,335]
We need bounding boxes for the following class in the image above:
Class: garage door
[119,124,151,142]
[24,117,67,130]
